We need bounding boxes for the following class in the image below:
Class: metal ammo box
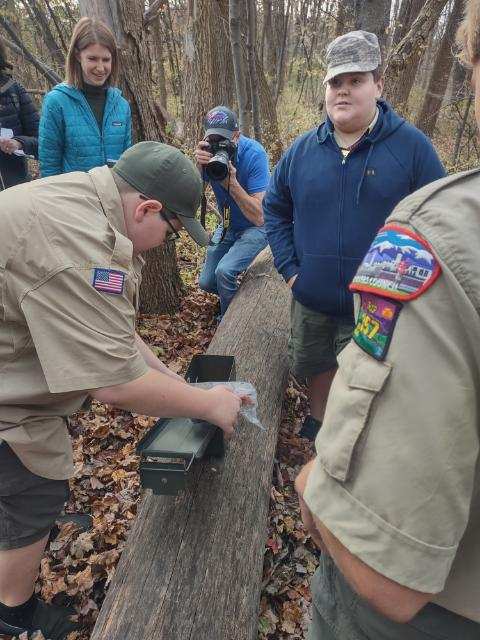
[137,354,235,495]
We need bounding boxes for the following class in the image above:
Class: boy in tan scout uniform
[0,142,245,639]
[295,2,480,638]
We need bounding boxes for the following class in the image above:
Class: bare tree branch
[0,17,62,85]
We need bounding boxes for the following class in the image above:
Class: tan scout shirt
[0,166,148,480]
[304,168,480,622]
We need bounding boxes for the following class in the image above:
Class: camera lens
[205,150,230,181]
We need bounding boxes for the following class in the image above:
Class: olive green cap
[113,141,208,246]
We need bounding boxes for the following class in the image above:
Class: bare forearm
[91,368,211,419]
[228,182,264,226]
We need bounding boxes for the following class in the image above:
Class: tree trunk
[151,15,168,109]
[273,0,291,105]
[355,0,392,55]
[384,0,449,113]
[229,0,250,134]
[415,0,463,137]
[183,0,235,147]
[391,0,424,48]
[78,0,183,314]
[453,94,473,166]
[89,248,290,640]
[255,53,283,162]
[335,0,358,36]
[247,0,262,142]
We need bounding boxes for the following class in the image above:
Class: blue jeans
[198,225,268,315]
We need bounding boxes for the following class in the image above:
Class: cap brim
[323,62,378,84]
[204,127,235,140]
[177,214,210,247]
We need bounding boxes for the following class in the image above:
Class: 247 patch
[92,268,125,295]
[353,293,402,360]
[350,224,441,301]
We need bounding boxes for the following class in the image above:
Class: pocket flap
[318,345,392,482]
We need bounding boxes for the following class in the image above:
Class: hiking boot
[0,597,79,640]
[298,415,322,441]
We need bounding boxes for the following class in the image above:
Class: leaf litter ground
[1,236,318,640]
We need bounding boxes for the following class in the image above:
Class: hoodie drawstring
[356,142,374,205]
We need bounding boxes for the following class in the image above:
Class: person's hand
[194,140,213,167]
[220,162,237,189]
[204,385,242,437]
[0,138,22,154]
[287,274,298,288]
[295,459,327,551]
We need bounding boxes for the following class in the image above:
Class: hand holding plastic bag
[189,381,265,431]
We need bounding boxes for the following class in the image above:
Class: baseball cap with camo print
[324,30,381,84]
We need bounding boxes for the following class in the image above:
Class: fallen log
[90,247,291,640]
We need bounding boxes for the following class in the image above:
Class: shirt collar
[88,165,127,236]
[88,166,142,269]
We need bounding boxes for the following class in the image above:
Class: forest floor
[1,234,317,640]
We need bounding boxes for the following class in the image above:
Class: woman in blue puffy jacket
[39,17,131,177]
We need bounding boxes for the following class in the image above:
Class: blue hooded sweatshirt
[39,83,131,177]
[263,100,446,317]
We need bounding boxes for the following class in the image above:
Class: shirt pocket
[318,344,392,483]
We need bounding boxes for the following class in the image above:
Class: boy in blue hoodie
[263,31,446,440]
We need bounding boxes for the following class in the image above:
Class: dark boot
[0,598,79,640]
[298,415,322,441]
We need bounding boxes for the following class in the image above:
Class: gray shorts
[0,442,69,550]
[289,299,354,380]
[308,554,480,640]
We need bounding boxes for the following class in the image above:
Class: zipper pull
[342,156,347,165]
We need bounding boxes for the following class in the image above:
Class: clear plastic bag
[189,381,265,431]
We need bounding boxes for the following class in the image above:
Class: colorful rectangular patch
[353,293,402,360]
[350,224,441,301]
[92,268,125,295]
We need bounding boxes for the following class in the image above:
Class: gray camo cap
[324,30,381,84]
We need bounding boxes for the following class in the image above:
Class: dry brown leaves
[25,239,317,640]
[258,377,319,639]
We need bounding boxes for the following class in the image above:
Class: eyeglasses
[139,194,181,241]
[161,210,181,241]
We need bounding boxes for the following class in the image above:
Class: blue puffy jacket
[263,100,446,317]
[39,83,131,177]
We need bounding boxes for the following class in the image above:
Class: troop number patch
[350,224,441,301]
[353,292,402,360]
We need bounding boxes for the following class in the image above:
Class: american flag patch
[92,268,125,295]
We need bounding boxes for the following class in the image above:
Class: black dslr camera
[204,137,237,182]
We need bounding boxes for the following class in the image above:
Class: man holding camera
[263,31,445,440]
[0,141,245,640]
[194,106,270,317]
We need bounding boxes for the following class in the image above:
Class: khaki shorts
[308,554,480,640]
[289,299,354,380]
[0,442,69,550]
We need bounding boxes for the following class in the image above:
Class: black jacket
[0,74,39,189]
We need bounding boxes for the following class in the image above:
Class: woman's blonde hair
[65,17,119,88]
[456,0,480,67]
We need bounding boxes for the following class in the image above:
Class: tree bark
[335,0,358,35]
[183,0,235,146]
[415,0,463,137]
[229,0,250,134]
[384,0,449,113]
[355,0,392,55]
[247,0,262,141]
[79,0,183,314]
[89,248,290,640]
[151,15,168,109]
